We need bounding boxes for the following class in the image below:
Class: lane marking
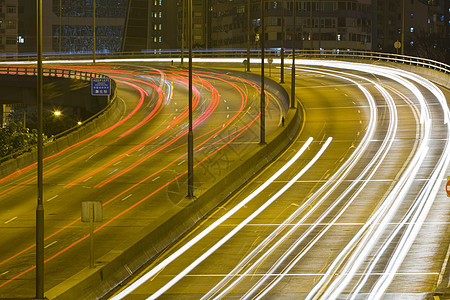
[121,194,133,201]
[4,217,17,224]
[47,195,59,202]
[44,241,57,249]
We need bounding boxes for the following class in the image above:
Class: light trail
[202,66,381,299]
[0,66,278,290]
[299,61,449,299]
[110,137,316,299]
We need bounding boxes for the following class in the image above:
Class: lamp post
[247,0,251,72]
[93,0,96,63]
[59,0,62,53]
[401,0,405,55]
[36,0,45,298]
[280,0,284,83]
[291,0,296,108]
[187,0,194,198]
[260,0,265,144]
[181,0,185,66]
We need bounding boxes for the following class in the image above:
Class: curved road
[0,64,283,297]
[111,60,450,299]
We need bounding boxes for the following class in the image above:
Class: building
[42,0,127,54]
[122,0,179,52]
[0,0,19,54]
[209,0,373,51]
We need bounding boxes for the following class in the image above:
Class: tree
[0,122,45,158]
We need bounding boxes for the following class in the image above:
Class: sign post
[81,201,102,268]
[268,57,273,77]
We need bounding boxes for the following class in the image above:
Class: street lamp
[247,0,251,72]
[280,0,285,83]
[291,0,296,109]
[187,0,194,198]
[93,0,96,63]
[53,110,62,117]
[260,0,265,145]
[36,0,45,299]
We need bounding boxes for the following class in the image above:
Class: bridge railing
[0,66,110,80]
[1,49,448,73]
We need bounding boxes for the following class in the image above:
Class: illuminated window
[410,27,414,33]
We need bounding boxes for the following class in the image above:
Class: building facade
[42,0,127,54]
[0,0,19,54]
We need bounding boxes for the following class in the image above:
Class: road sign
[446,177,450,197]
[91,78,111,96]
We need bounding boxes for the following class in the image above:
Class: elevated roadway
[110,59,450,299]
[0,63,285,298]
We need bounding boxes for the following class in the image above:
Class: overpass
[0,52,449,299]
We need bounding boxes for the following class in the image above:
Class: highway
[110,60,450,299]
[0,64,284,298]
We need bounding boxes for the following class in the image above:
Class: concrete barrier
[46,74,302,300]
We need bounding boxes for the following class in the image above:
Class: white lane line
[44,241,57,249]
[83,176,93,183]
[47,194,59,202]
[178,160,185,165]
[4,217,17,224]
[113,161,122,166]
[152,176,160,182]
[121,194,133,201]
[0,271,9,276]
[110,137,315,300]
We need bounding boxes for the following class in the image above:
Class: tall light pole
[93,0,96,63]
[401,0,405,55]
[260,0,265,144]
[59,0,62,53]
[36,0,45,298]
[291,0,296,108]
[310,0,313,50]
[181,0,185,66]
[187,0,194,198]
[280,0,285,83]
[247,0,251,72]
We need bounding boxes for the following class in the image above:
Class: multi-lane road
[110,60,450,299]
[0,63,284,298]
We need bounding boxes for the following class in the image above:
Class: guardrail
[0,66,110,80]
[1,49,448,74]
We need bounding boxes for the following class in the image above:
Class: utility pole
[93,0,96,63]
[247,0,251,72]
[36,0,45,298]
[310,0,313,50]
[181,0,185,66]
[401,0,405,55]
[280,0,285,83]
[187,0,194,198]
[59,0,62,53]
[260,0,265,144]
[291,0,296,109]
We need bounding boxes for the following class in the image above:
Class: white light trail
[110,137,314,300]
[146,137,332,300]
[203,66,380,300]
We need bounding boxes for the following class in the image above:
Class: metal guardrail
[0,66,110,80]
[0,49,448,75]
